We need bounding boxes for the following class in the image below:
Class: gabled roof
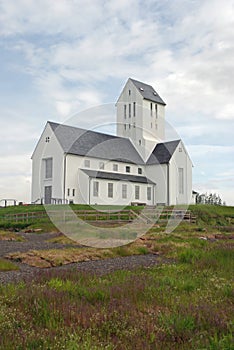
[48,121,145,165]
[81,169,155,184]
[146,140,180,165]
[130,78,166,105]
[47,122,179,166]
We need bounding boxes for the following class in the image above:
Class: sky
[0,0,234,205]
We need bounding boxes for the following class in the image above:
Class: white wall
[65,154,154,205]
[116,79,166,162]
[146,163,168,205]
[89,178,154,206]
[31,123,64,203]
[169,141,193,205]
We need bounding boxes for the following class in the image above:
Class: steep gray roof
[147,140,180,165]
[48,122,179,166]
[130,78,166,105]
[49,122,145,165]
[81,169,155,184]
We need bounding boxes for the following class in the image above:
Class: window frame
[108,183,114,198]
[126,166,131,173]
[138,168,142,175]
[93,181,99,197]
[113,164,118,171]
[45,158,53,179]
[178,168,184,194]
[135,185,140,200]
[147,187,152,201]
[122,184,127,199]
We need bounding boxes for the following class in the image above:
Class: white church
[31,78,193,206]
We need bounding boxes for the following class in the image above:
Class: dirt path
[0,232,167,285]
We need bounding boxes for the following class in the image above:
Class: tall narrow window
[155,104,158,118]
[93,181,99,197]
[113,164,118,171]
[67,188,70,196]
[72,189,75,196]
[45,158,53,179]
[124,104,127,119]
[138,168,142,174]
[179,168,184,194]
[129,89,131,96]
[133,102,136,117]
[147,187,152,200]
[122,184,127,199]
[135,186,140,200]
[124,124,127,130]
[150,102,153,116]
[108,183,113,198]
[129,104,131,118]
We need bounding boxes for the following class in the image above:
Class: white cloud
[0,0,234,204]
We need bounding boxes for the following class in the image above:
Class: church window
[147,187,152,200]
[108,183,113,198]
[155,104,158,118]
[135,186,140,200]
[113,164,118,171]
[133,102,136,116]
[93,181,99,197]
[179,168,184,194]
[45,158,53,179]
[122,184,127,199]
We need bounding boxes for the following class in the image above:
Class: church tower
[116,78,166,162]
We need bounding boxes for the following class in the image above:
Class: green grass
[0,258,19,271]
[0,226,233,350]
[189,204,234,225]
[1,204,233,233]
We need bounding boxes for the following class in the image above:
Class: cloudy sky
[0,0,234,205]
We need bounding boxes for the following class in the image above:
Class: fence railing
[0,208,196,225]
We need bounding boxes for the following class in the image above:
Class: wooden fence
[0,209,196,225]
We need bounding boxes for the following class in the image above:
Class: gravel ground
[0,232,168,285]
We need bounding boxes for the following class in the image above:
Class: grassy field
[0,203,234,231]
[0,205,233,349]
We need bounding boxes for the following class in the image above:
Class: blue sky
[0,0,234,205]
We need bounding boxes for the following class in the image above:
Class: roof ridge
[48,121,127,141]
